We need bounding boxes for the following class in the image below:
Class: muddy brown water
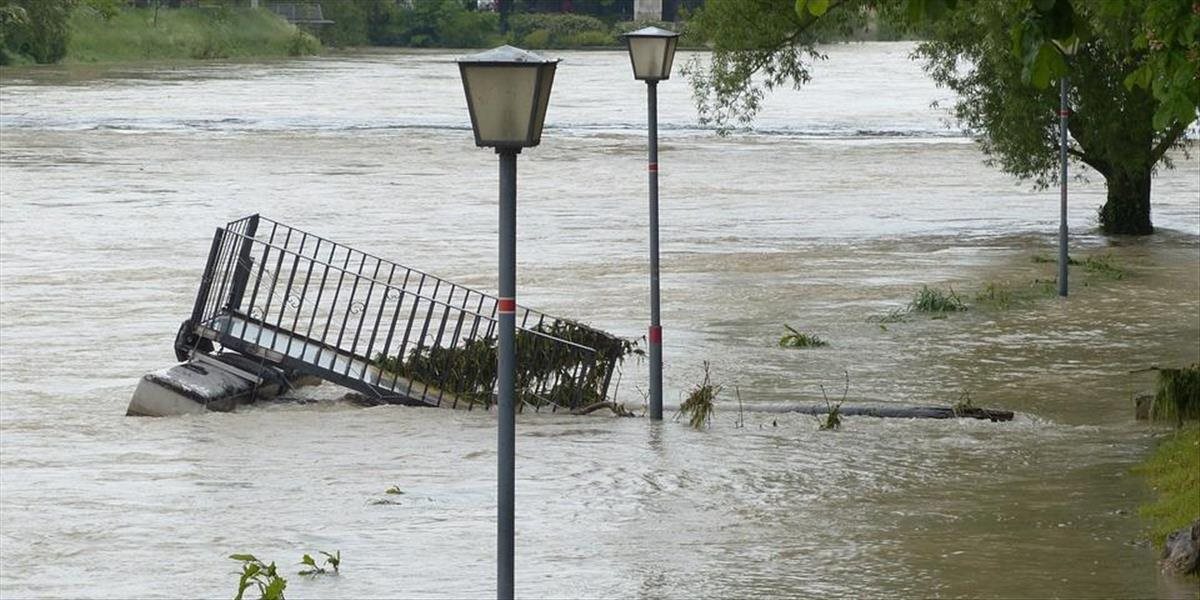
[1,44,1198,598]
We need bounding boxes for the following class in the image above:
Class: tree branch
[1151,122,1189,163]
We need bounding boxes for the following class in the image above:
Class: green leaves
[793,0,826,18]
[230,554,287,600]
[298,549,341,577]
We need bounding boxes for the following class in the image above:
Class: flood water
[1,44,1198,598]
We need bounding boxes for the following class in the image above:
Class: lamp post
[621,26,679,421]
[457,45,558,600]
[1053,38,1079,298]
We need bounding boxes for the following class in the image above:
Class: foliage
[685,0,1197,235]
[1151,364,1200,425]
[319,0,499,48]
[508,13,613,48]
[867,307,911,325]
[916,0,1193,235]
[1077,253,1124,280]
[1,0,72,64]
[778,324,829,348]
[972,279,1056,310]
[64,6,318,63]
[679,361,720,429]
[909,285,967,313]
[230,554,287,600]
[1031,252,1126,280]
[373,319,638,410]
[815,371,849,431]
[1135,425,1200,546]
[298,550,340,577]
[951,390,974,416]
[0,2,28,65]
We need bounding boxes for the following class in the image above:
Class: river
[1,43,1198,598]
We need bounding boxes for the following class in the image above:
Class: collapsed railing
[175,215,636,410]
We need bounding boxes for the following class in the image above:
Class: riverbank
[67,7,318,63]
[1,6,318,66]
[1138,425,1200,548]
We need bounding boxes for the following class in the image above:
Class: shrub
[508,13,610,47]
[2,0,72,64]
[565,30,615,47]
[521,28,551,48]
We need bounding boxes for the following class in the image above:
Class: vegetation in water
[814,371,849,431]
[972,279,1057,311]
[372,320,639,411]
[909,285,968,313]
[298,550,340,577]
[1135,425,1200,547]
[230,554,287,600]
[867,307,911,325]
[951,391,975,417]
[1149,364,1200,425]
[1031,253,1126,281]
[678,362,720,430]
[778,324,828,348]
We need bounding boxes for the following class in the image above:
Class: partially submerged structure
[129,215,633,416]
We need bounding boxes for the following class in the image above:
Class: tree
[685,0,1198,235]
[1,0,73,64]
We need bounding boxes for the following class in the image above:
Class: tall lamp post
[1053,38,1079,298]
[457,45,558,600]
[621,26,679,421]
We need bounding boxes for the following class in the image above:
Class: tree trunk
[1099,168,1154,235]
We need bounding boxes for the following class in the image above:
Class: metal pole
[647,81,663,421]
[1058,75,1069,298]
[497,149,518,600]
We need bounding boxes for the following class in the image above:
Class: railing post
[190,228,226,324]
[225,214,260,312]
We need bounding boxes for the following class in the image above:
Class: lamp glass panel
[629,37,670,80]
[529,63,556,145]
[462,64,539,145]
[661,37,678,80]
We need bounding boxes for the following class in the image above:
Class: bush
[564,30,614,47]
[2,0,72,64]
[322,0,498,48]
[508,13,612,47]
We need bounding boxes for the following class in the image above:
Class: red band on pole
[648,163,659,173]
[649,325,662,344]
[1058,109,1072,117]
[498,298,516,313]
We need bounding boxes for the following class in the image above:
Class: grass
[1135,425,1200,547]
[972,279,1058,310]
[1150,364,1200,424]
[66,6,319,63]
[909,285,968,313]
[1030,252,1126,280]
[779,324,828,348]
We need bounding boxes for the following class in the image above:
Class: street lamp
[457,44,558,600]
[1052,37,1079,298]
[621,26,679,421]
